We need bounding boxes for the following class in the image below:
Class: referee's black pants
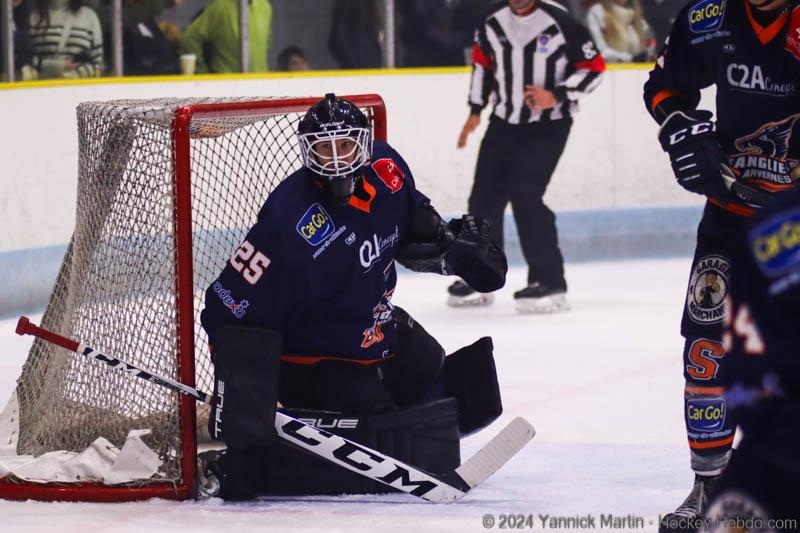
[467,116,572,289]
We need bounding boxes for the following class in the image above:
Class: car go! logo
[686,398,726,432]
[296,203,335,246]
[688,0,726,33]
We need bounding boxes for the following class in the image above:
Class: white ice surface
[0,259,697,532]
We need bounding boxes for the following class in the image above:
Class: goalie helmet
[298,93,372,205]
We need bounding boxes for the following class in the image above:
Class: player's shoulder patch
[687,0,726,34]
[787,5,800,61]
[371,158,405,193]
[748,207,800,277]
[296,202,335,246]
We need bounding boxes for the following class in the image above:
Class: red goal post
[0,95,387,502]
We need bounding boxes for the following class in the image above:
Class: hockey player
[643,0,799,530]
[697,185,800,532]
[198,94,508,500]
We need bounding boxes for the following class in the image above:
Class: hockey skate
[513,283,568,314]
[658,474,719,533]
[447,280,495,307]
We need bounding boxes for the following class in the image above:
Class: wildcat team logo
[728,114,800,189]
[735,115,798,160]
[361,293,395,348]
[687,256,729,324]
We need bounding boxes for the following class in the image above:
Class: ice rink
[0,259,699,532]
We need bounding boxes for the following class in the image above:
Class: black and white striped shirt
[469,0,606,123]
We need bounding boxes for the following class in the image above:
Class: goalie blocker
[206,317,503,500]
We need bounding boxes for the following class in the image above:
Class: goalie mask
[298,93,372,206]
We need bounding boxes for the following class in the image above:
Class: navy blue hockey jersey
[644,0,800,215]
[722,185,800,431]
[200,141,429,364]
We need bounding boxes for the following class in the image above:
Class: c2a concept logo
[296,203,335,246]
[688,0,726,33]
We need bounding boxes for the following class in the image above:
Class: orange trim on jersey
[708,198,755,217]
[744,0,790,45]
[280,353,394,365]
[650,89,681,114]
[347,178,376,213]
[688,436,735,449]
[575,54,607,73]
[684,385,726,395]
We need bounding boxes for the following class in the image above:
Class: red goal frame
[0,94,387,502]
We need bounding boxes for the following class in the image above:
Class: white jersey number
[230,240,271,284]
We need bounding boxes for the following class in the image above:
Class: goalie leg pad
[209,325,282,449]
[442,336,503,436]
[278,360,395,413]
[256,398,461,496]
[381,306,446,407]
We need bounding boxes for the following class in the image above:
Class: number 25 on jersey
[230,240,270,284]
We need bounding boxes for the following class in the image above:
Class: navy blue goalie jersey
[644,0,800,215]
[201,140,429,364]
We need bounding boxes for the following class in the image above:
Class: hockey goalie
[196,93,509,500]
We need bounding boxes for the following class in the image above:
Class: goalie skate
[447,280,495,307]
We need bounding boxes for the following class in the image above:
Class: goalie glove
[396,204,456,274]
[443,215,507,293]
[658,110,731,201]
[396,209,507,292]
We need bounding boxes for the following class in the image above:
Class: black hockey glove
[658,110,730,200]
[396,203,456,274]
[444,215,507,293]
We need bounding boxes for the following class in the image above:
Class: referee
[447,0,605,313]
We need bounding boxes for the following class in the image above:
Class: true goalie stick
[15,316,535,503]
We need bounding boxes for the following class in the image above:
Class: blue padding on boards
[0,206,703,317]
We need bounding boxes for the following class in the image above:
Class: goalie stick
[15,316,535,503]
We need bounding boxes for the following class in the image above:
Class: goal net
[0,95,387,501]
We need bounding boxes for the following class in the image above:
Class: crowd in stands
[1,0,682,80]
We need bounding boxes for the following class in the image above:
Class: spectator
[179,0,272,73]
[585,0,655,63]
[29,0,104,79]
[639,0,680,51]
[89,0,181,75]
[276,45,309,71]
[328,0,382,69]
[1,0,38,80]
[396,0,475,67]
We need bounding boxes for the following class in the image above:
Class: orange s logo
[686,338,725,380]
